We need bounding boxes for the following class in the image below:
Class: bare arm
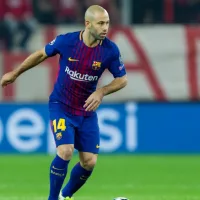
[99,75,128,96]
[84,75,128,111]
[13,48,48,77]
[1,48,48,87]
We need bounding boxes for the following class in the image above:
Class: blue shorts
[49,102,100,154]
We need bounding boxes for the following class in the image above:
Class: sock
[62,162,93,197]
[48,155,70,200]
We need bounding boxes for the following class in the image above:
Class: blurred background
[0,0,200,200]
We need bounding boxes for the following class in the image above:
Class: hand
[83,89,104,111]
[1,71,17,87]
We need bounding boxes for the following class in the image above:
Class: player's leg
[61,113,100,198]
[49,144,74,200]
[61,152,97,198]
[48,104,75,200]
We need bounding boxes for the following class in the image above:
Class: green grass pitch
[0,154,200,200]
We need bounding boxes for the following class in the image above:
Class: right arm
[0,48,48,87]
[1,34,64,87]
[13,48,48,77]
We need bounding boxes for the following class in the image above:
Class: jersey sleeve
[45,35,64,57]
[107,44,126,78]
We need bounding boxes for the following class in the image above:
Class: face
[87,11,110,40]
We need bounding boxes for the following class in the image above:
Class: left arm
[84,75,127,111]
[99,75,127,96]
[84,43,127,111]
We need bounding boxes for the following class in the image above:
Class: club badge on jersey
[92,61,101,70]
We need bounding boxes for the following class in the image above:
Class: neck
[82,30,99,47]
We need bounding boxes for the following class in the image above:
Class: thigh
[75,113,100,154]
[49,104,75,147]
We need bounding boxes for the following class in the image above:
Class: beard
[90,30,105,40]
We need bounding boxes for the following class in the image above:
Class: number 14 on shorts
[52,118,66,133]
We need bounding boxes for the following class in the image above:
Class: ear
[85,20,91,28]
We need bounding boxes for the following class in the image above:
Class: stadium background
[0,0,200,200]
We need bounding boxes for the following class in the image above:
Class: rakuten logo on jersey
[65,66,98,82]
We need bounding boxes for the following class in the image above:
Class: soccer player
[0,5,127,200]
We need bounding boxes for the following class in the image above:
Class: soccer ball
[113,197,129,200]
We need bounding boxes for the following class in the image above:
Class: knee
[81,156,97,170]
[57,145,74,161]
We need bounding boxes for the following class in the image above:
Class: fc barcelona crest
[56,132,62,140]
[92,61,101,70]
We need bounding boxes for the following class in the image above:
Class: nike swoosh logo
[80,175,88,180]
[68,57,79,62]
[52,166,65,170]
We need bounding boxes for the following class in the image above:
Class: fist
[0,72,17,87]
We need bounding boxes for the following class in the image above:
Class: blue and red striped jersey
[45,31,126,116]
